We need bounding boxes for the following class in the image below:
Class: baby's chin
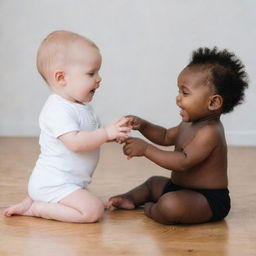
[77,95,95,104]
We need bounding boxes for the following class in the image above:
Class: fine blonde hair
[36,30,98,84]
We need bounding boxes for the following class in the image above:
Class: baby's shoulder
[42,94,75,112]
[39,95,79,124]
[195,121,225,145]
[179,120,224,142]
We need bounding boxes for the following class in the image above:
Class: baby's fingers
[116,136,128,144]
[116,117,129,127]
[127,155,133,160]
[117,132,129,139]
[123,144,133,155]
[119,126,131,133]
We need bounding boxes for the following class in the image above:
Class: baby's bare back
[171,120,228,189]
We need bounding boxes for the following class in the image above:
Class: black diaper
[163,180,231,222]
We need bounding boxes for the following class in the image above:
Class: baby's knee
[145,176,164,187]
[79,201,105,223]
[156,195,186,224]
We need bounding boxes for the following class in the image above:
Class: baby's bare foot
[106,195,135,210]
[3,197,33,217]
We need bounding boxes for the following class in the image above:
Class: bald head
[36,30,98,85]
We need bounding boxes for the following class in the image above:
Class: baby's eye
[178,89,189,96]
[88,72,95,77]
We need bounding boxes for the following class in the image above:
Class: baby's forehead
[178,65,216,90]
[178,65,211,80]
[67,42,101,65]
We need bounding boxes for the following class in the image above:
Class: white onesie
[28,94,100,203]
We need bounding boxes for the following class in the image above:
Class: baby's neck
[51,88,84,105]
[192,112,221,124]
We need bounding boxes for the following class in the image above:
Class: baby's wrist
[139,120,147,131]
[100,127,110,142]
[143,143,150,156]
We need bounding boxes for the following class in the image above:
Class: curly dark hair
[187,47,248,114]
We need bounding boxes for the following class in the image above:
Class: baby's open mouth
[178,107,185,116]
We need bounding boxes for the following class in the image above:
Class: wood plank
[0,137,255,256]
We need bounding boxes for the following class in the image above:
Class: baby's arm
[123,126,218,171]
[59,117,130,152]
[127,115,179,146]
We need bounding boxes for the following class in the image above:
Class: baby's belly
[171,171,227,189]
[30,148,100,188]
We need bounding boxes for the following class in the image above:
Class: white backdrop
[0,0,255,146]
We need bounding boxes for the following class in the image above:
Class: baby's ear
[54,70,66,86]
[208,95,223,111]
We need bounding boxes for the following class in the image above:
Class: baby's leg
[144,190,213,225]
[107,176,169,210]
[4,189,104,223]
[57,189,105,223]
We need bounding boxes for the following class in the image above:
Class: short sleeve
[39,99,80,138]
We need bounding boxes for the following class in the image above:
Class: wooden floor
[0,137,255,256]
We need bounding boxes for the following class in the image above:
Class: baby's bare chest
[175,126,198,151]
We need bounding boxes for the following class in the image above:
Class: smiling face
[176,66,217,122]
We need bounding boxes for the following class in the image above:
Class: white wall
[0,0,255,146]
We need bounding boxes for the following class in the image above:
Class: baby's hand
[104,117,131,141]
[126,115,145,131]
[116,136,128,144]
[123,137,148,159]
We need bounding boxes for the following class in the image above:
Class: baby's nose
[97,74,102,82]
